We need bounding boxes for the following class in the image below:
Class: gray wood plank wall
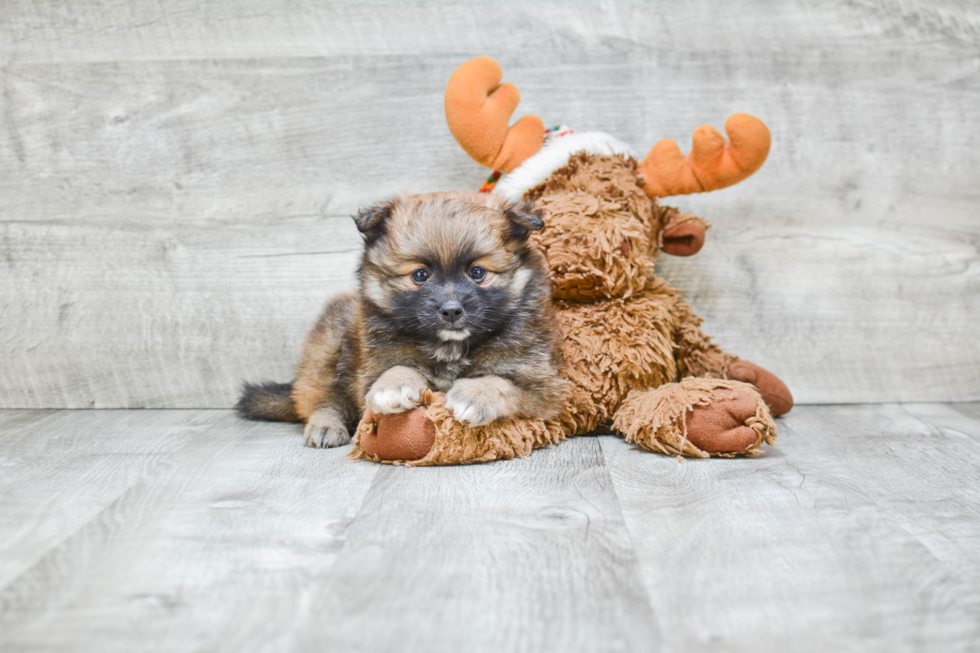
[1,1,978,408]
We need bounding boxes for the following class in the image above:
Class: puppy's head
[354,192,548,346]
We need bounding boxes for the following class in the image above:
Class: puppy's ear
[353,197,399,244]
[502,201,545,242]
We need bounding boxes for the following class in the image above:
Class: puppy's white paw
[366,383,422,415]
[446,380,510,427]
[304,413,350,448]
[448,399,498,427]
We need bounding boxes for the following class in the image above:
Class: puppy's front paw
[304,410,350,448]
[366,382,423,415]
[305,424,350,448]
[445,378,513,427]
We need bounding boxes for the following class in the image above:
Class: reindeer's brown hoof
[728,360,793,416]
[359,407,435,461]
[684,387,763,453]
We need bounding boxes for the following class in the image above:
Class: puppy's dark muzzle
[438,300,464,325]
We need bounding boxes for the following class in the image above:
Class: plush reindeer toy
[350,57,793,465]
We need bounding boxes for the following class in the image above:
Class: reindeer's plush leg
[612,378,776,458]
[673,297,736,379]
[673,297,794,416]
[350,390,564,466]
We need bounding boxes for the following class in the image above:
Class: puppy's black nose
[438,301,464,324]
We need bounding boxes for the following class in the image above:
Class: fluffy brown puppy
[236,192,564,448]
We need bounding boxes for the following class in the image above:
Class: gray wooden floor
[0,404,977,652]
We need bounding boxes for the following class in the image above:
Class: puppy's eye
[469,266,487,282]
[410,268,429,284]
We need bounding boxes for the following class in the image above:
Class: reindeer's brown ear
[656,207,708,256]
[353,197,399,244]
[662,220,706,256]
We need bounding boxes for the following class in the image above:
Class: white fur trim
[492,131,636,202]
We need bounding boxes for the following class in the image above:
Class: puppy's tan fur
[237,192,564,448]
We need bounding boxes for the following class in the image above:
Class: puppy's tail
[235,381,302,422]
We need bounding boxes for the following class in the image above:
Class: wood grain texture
[0,411,380,653]
[950,401,980,427]
[295,437,659,653]
[2,405,979,651]
[601,403,980,652]
[0,409,222,588]
[0,216,360,409]
[0,414,658,653]
[1,1,978,407]
[2,1,978,65]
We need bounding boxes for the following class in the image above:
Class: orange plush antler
[445,57,545,173]
[639,114,771,198]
